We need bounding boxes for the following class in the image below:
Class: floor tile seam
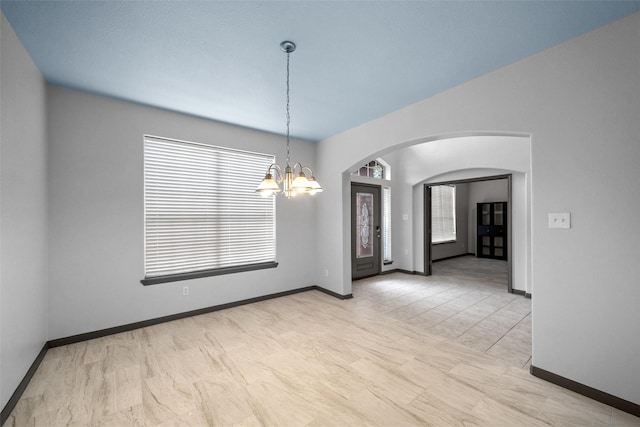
[448,318,492,341]
[451,295,520,343]
[361,384,432,425]
[484,318,528,354]
[421,306,462,329]
[422,286,492,314]
[389,307,432,323]
[448,374,553,425]
[412,292,466,323]
[449,291,501,317]
[485,294,523,316]
[509,312,533,333]
[422,284,478,303]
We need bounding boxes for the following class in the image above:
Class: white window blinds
[144,135,276,280]
[431,185,456,243]
[382,186,391,262]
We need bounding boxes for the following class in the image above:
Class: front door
[351,183,381,279]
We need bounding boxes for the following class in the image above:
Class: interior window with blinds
[142,135,277,285]
[431,185,456,244]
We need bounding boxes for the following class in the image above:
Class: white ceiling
[2,1,638,142]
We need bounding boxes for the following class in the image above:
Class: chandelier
[255,41,322,198]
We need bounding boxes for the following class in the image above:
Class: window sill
[432,240,457,246]
[141,261,278,285]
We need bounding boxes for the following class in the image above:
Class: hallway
[352,256,531,368]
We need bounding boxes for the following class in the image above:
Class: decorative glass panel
[481,204,491,225]
[495,203,504,225]
[356,192,374,258]
[352,160,386,180]
[382,187,391,262]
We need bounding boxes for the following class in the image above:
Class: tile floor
[353,256,532,368]
[4,256,639,426]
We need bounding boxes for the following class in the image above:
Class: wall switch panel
[548,212,571,229]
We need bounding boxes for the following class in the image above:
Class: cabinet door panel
[477,202,507,260]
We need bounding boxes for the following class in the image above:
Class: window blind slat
[144,135,276,278]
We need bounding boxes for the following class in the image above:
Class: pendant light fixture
[255,41,322,198]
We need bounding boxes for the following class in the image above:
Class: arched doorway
[342,133,531,297]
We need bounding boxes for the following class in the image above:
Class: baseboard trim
[525,292,532,299]
[530,365,640,417]
[380,268,419,275]
[49,285,349,348]
[511,289,525,296]
[0,343,49,425]
[3,284,351,421]
[432,253,475,263]
[314,286,353,300]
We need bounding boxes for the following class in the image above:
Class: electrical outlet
[182,286,189,296]
[323,269,329,277]
[404,249,409,255]
[548,213,571,229]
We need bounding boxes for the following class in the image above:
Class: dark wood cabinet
[477,202,507,260]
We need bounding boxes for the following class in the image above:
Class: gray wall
[46,86,318,340]
[0,15,49,409]
[316,12,640,404]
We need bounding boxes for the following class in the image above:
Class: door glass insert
[356,192,374,258]
[481,204,491,225]
[494,203,504,225]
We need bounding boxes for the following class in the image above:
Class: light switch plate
[548,213,571,229]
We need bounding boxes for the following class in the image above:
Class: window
[431,185,456,244]
[382,186,392,262]
[352,160,386,179]
[142,135,277,285]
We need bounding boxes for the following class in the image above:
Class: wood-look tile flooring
[355,256,532,369]
[6,257,639,426]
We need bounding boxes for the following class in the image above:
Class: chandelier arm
[267,163,284,183]
[291,162,304,174]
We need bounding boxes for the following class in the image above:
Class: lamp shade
[308,176,323,195]
[291,172,312,193]
[255,173,281,196]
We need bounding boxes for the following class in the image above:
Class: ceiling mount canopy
[256,41,322,198]
[280,40,296,53]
